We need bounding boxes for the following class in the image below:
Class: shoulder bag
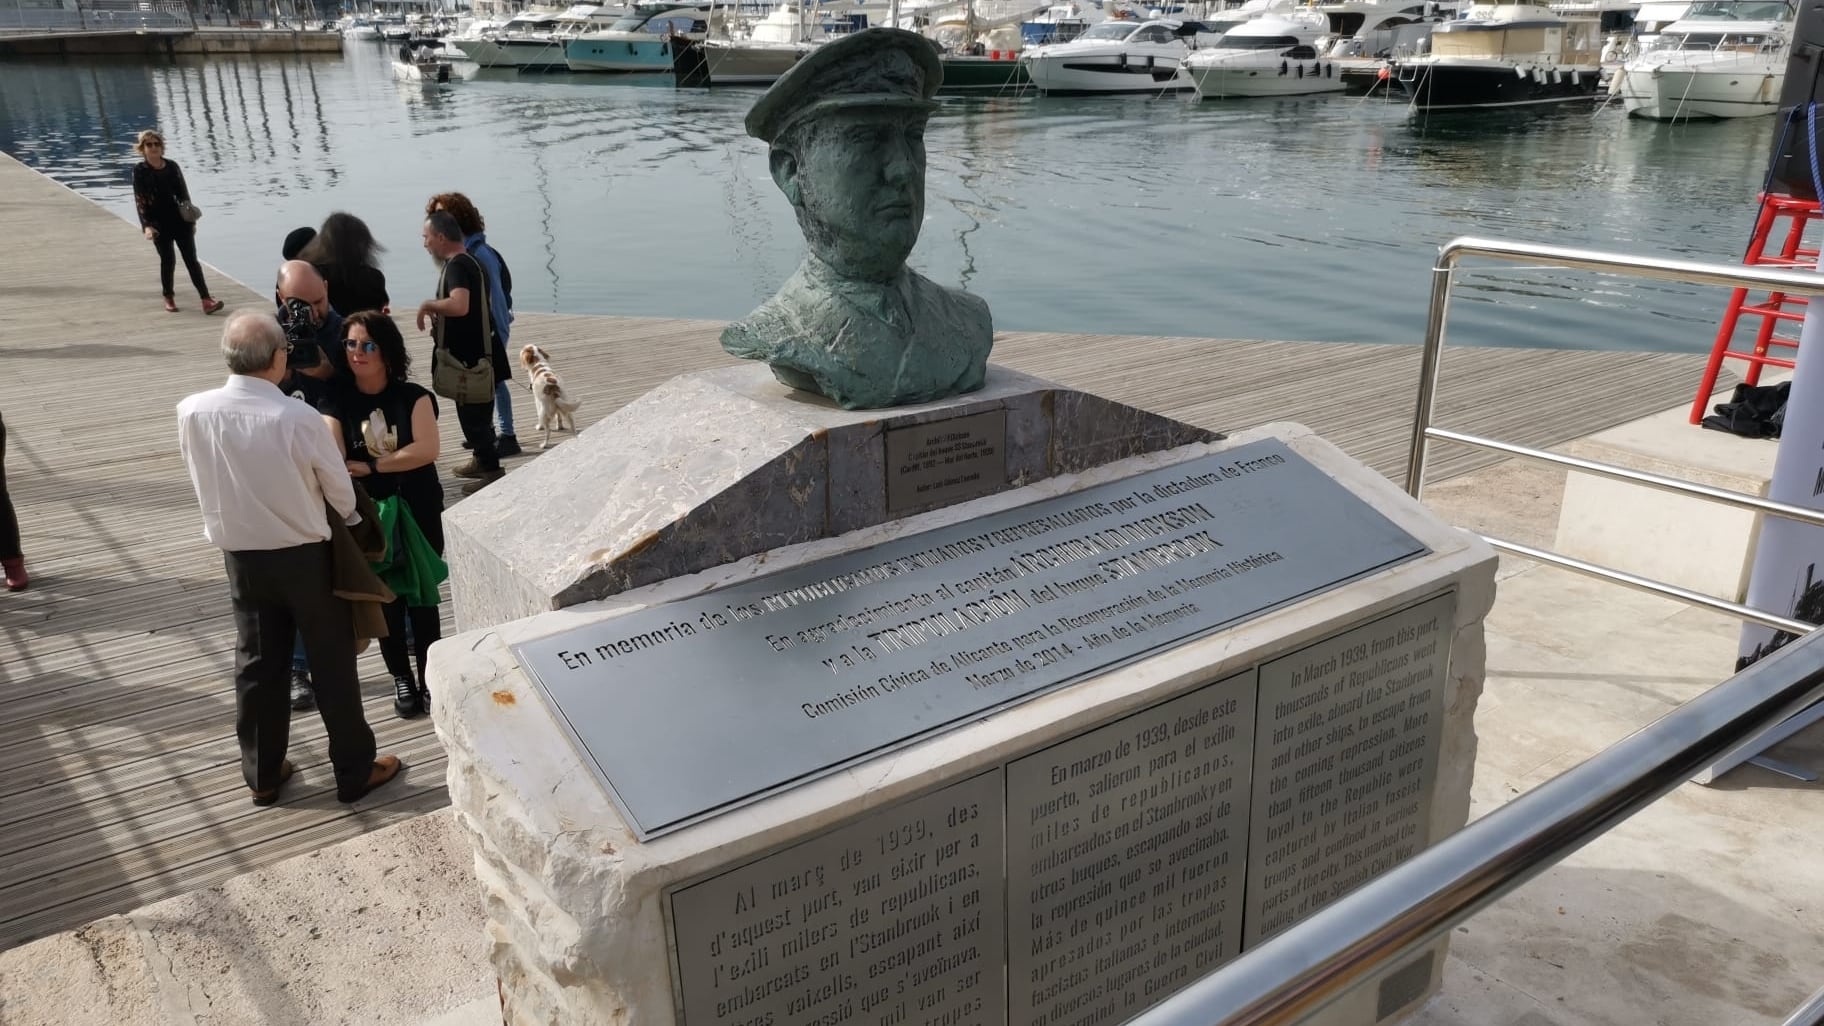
[178,200,203,223]
[430,253,494,405]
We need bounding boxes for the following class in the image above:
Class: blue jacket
[465,232,514,347]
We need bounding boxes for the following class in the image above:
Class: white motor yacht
[1183,7,1345,97]
[1023,18,1200,94]
[1390,0,1604,109]
[452,5,612,70]
[1612,0,1792,118]
[566,1,712,71]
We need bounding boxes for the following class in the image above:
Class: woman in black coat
[131,129,224,315]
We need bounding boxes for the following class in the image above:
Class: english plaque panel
[1242,593,1456,945]
[669,772,1007,1026]
[514,440,1427,837]
[1005,673,1256,1026]
[884,410,1009,513]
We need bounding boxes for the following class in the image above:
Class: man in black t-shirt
[417,211,502,492]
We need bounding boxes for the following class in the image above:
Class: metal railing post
[1405,260,1455,498]
[1783,983,1824,1026]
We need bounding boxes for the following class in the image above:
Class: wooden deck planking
[0,152,1725,952]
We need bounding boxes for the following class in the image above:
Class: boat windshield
[1080,21,1142,39]
[1682,0,1792,18]
[1218,34,1304,48]
[1672,29,1771,44]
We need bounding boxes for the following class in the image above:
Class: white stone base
[428,424,1496,1026]
[1554,397,1779,602]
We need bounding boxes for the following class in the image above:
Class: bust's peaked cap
[745,27,942,143]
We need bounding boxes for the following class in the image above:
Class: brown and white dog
[519,343,581,449]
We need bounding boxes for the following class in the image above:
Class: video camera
[278,296,323,370]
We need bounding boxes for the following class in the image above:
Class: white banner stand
[1696,217,1824,786]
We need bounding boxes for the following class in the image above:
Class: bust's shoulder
[720,266,822,359]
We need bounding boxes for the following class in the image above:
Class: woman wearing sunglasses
[130,129,224,315]
[320,311,446,718]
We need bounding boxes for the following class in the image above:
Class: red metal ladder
[1688,193,1820,423]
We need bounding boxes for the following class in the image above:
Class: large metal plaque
[668,772,1007,1026]
[1242,593,1456,945]
[514,440,1427,837]
[1005,673,1256,1026]
[884,410,1009,513]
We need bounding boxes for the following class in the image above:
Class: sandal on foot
[163,296,179,313]
[250,760,296,807]
[201,298,225,315]
[337,754,403,804]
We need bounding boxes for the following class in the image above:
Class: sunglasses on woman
[344,339,380,353]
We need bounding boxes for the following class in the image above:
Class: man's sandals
[337,755,404,804]
[250,760,296,807]
[249,755,403,807]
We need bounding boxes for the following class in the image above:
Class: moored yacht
[1183,7,1344,97]
[1390,0,1603,109]
[1611,0,1791,118]
[565,1,713,71]
[453,5,613,70]
[1022,18,1200,94]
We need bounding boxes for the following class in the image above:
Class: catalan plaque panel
[514,441,1428,837]
[884,410,1009,513]
[669,772,1007,1026]
[1242,593,1456,946]
[1005,673,1257,1026]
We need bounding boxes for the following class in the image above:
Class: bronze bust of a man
[721,28,995,410]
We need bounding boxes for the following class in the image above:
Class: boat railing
[1107,236,1824,1026]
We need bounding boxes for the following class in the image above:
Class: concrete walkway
[2,454,1817,1026]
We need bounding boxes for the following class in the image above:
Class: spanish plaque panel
[884,410,1009,513]
[668,771,1007,1026]
[1005,673,1256,1026]
[514,440,1427,837]
[1242,593,1456,946]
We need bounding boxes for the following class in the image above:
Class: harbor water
[0,46,1780,350]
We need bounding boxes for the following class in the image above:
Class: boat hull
[1185,57,1347,97]
[1614,62,1781,119]
[672,39,810,86]
[938,54,1030,91]
[492,37,571,71]
[565,36,679,72]
[1023,53,1192,94]
[1393,60,1602,109]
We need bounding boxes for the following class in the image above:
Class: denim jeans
[494,380,515,439]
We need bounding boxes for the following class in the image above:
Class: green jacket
[371,495,448,608]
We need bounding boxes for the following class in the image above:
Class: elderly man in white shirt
[178,310,402,806]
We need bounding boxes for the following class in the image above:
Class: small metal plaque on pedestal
[883,410,1009,513]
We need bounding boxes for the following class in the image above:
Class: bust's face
[781,108,927,282]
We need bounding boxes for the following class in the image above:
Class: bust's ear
[769,147,802,207]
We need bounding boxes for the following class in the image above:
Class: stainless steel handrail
[1480,535,1813,636]
[1407,236,1824,499]
[1425,425,1824,530]
[1125,626,1824,1026]
[1406,236,1824,641]
[1785,983,1824,1026]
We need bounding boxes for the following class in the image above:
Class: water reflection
[0,48,1780,347]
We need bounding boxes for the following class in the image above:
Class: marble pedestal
[429,405,1496,1026]
[442,364,1215,631]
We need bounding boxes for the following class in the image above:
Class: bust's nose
[881,137,918,186]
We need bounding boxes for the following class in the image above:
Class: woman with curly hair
[320,311,444,717]
[298,211,390,317]
[131,130,224,315]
